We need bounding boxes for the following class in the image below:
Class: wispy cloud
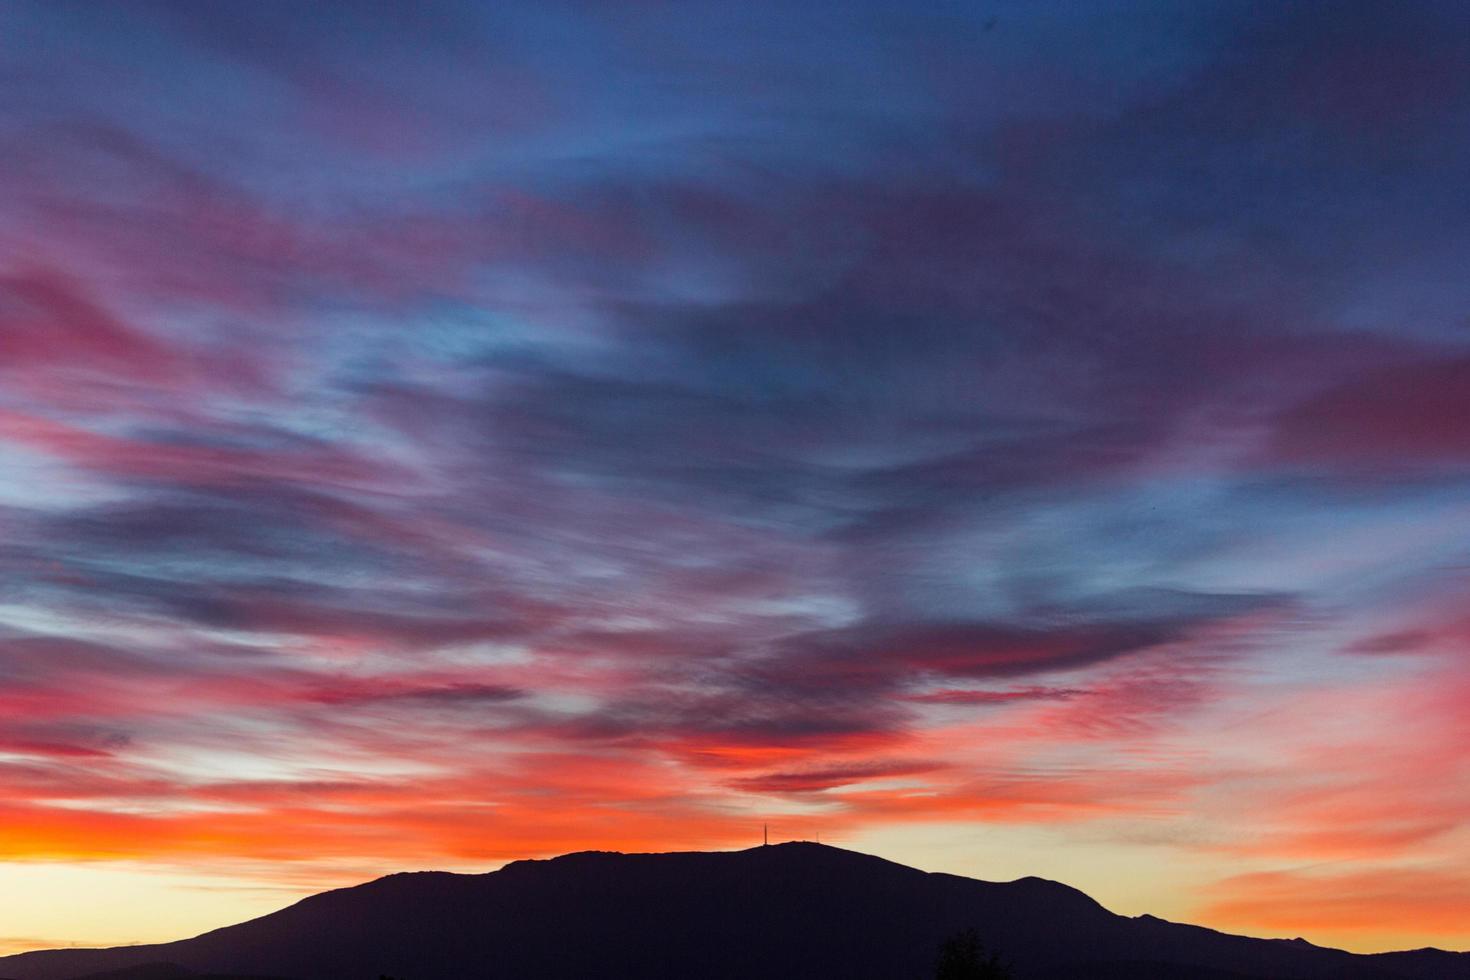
[1,0,1468,955]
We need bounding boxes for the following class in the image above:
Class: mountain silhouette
[55,968,286,980]
[1,843,1464,980]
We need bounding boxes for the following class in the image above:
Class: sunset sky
[2,0,1469,958]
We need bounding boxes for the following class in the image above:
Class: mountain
[60,969,285,980]
[1,842,1464,980]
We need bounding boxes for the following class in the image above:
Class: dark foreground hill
[2,843,1465,980]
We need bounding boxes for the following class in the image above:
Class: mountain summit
[2,842,1464,980]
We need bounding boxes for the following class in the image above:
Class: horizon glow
[1,0,1468,957]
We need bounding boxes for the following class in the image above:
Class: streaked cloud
[1,0,1468,956]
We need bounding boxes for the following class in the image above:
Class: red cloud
[1270,356,1470,468]
[906,686,1087,705]
[0,269,179,381]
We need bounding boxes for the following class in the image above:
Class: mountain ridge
[2,842,1464,980]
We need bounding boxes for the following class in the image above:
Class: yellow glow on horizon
[0,863,307,956]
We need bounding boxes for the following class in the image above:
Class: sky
[1,0,1468,958]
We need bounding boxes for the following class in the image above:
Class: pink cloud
[1270,356,1470,468]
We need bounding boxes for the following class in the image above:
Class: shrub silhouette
[935,928,1012,980]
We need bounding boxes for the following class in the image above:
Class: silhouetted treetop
[936,928,1012,980]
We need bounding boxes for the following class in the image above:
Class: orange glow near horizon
[1,649,1466,955]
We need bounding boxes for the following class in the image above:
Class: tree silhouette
[935,928,1012,980]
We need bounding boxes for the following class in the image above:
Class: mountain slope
[2,843,1464,980]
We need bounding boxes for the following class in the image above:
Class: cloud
[727,760,939,794]
[905,686,1087,705]
[1269,357,1470,471]
[0,269,179,382]
[1,0,1470,953]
